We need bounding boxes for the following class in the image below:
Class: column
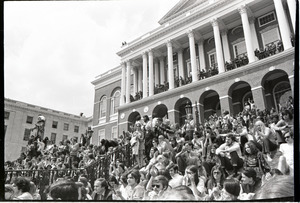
[286,0,296,33]
[125,60,131,104]
[249,17,259,50]
[120,62,126,105]
[251,86,267,110]
[138,67,143,92]
[133,67,138,94]
[219,95,233,115]
[238,5,256,63]
[197,39,206,71]
[167,40,175,90]
[159,57,165,84]
[154,60,160,86]
[211,18,225,73]
[187,30,198,82]
[273,0,292,50]
[177,48,185,81]
[148,49,154,96]
[142,52,148,98]
[221,29,231,62]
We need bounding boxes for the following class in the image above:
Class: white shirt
[279,142,294,167]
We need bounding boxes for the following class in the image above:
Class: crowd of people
[4,96,295,200]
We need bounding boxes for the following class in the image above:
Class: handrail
[4,144,135,192]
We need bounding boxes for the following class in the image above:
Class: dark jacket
[91,189,113,200]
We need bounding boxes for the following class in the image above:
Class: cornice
[94,74,122,90]
[5,100,89,122]
[91,66,122,85]
[117,0,236,58]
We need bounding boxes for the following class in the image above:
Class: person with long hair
[121,170,145,200]
[182,165,205,200]
[206,165,226,200]
[243,140,270,175]
[214,178,240,200]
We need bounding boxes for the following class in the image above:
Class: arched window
[110,90,120,115]
[273,81,291,112]
[99,96,107,119]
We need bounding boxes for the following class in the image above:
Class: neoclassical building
[92,0,295,142]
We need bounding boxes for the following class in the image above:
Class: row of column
[120,0,295,105]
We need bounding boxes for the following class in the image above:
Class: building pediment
[158,0,207,25]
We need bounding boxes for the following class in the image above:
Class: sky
[4,0,179,117]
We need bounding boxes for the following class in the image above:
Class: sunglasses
[152,184,161,188]
[285,136,291,139]
[213,171,221,174]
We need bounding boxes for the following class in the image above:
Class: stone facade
[92,0,295,141]
[4,98,92,161]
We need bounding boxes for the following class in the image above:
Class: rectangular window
[50,133,57,144]
[26,116,33,124]
[74,125,79,133]
[98,129,105,145]
[233,41,247,58]
[258,12,276,27]
[4,111,10,119]
[52,121,58,129]
[100,97,107,118]
[63,123,69,131]
[208,53,217,68]
[62,135,68,141]
[261,27,281,47]
[23,128,31,141]
[111,126,118,139]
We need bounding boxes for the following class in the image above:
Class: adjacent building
[4,98,93,161]
[92,0,295,142]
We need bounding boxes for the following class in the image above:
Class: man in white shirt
[278,130,294,176]
[216,133,243,177]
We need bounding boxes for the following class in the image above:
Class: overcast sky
[4,0,179,117]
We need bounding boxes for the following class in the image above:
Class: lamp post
[184,101,194,141]
[185,101,192,116]
[86,127,94,146]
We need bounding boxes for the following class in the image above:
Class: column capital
[248,16,255,24]
[126,60,132,66]
[187,30,194,38]
[210,18,219,27]
[220,28,228,36]
[120,61,126,66]
[238,4,248,15]
[166,40,173,47]
[142,51,148,57]
[148,49,153,56]
[196,37,204,44]
[159,56,165,61]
